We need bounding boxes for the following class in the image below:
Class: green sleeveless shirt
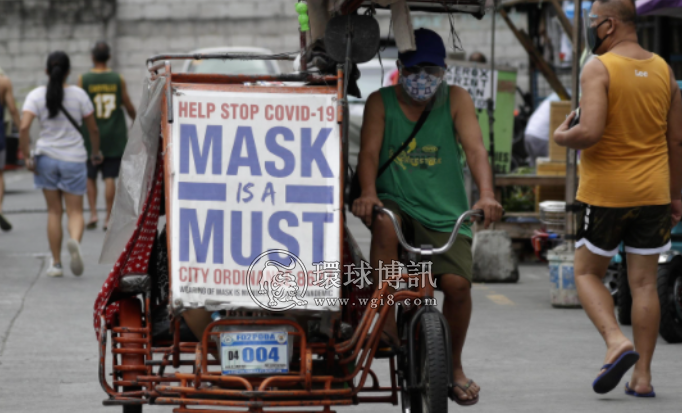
[80,70,128,157]
[376,86,471,237]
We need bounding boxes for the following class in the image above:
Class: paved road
[0,169,680,413]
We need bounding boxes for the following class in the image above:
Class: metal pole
[565,0,582,250]
[300,30,308,72]
[488,0,497,187]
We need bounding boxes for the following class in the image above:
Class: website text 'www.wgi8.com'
[313,295,439,309]
[309,259,440,308]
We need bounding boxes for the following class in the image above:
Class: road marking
[486,294,515,305]
[472,283,489,290]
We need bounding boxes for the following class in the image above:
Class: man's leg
[625,253,660,394]
[370,212,401,344]
[86,178,98,226]
[86,159,98,227]
[439,274,480,401]
[104,177,116,227]
[574,246,634,372]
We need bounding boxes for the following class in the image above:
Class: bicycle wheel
[398,305,420,413]
[410,312,449,413]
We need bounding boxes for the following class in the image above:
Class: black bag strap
[376,98,434,177]
[60,103,83,137]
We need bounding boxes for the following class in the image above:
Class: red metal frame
[100,278,433,411]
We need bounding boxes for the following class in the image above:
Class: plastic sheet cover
[99,76,165,264]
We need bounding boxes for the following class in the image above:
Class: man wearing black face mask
[352,28,502,405]
[554,0,682,398]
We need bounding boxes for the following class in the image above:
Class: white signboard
[170,89,341,312]
[446,66,498,110]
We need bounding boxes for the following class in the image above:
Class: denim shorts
[34,155,87,195]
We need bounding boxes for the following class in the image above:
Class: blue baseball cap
[398,28,447,68]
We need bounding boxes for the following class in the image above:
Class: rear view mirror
[324,15,380,64]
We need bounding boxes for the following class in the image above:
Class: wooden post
[564,0,583,250]
[500,9,571,100]
[549,0,574,38]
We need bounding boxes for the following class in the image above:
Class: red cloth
[93,155,164,339]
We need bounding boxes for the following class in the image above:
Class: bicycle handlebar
[373,206,484,256]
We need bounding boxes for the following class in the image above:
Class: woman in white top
[19,51,102,277]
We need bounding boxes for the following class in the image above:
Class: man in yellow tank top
[554,0,682,398]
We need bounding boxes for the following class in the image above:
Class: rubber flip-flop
[592,350,640,394]
[450,379,479,406]
[373,332,399,358]
[625,382,656,398]
[86,220,98,230]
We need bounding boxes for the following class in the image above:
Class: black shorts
[575,202,672,256]
[87,157,122,180]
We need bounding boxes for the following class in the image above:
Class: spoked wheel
[408,312,449,413]
[658,257,682,343]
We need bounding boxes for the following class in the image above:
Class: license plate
[220,331,289,375]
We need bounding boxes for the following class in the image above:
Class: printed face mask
[400,70,443,102]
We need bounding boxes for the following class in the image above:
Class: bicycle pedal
[374,346,398,359]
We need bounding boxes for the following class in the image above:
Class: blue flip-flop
[592,350,640,394]
[625,382,656,398]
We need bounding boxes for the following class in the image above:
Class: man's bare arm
[120,76,137,121]
[554,58,609,149]
[352,91,385,226]
[2,77,21,128]
[452,86,503,227]
[666,68,682,200]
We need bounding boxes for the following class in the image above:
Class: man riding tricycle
[94,1,502,412]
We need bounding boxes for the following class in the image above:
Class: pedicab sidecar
[94,2,488,412]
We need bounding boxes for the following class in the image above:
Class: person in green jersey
[79,41,136,231]
[352,29,502,406]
